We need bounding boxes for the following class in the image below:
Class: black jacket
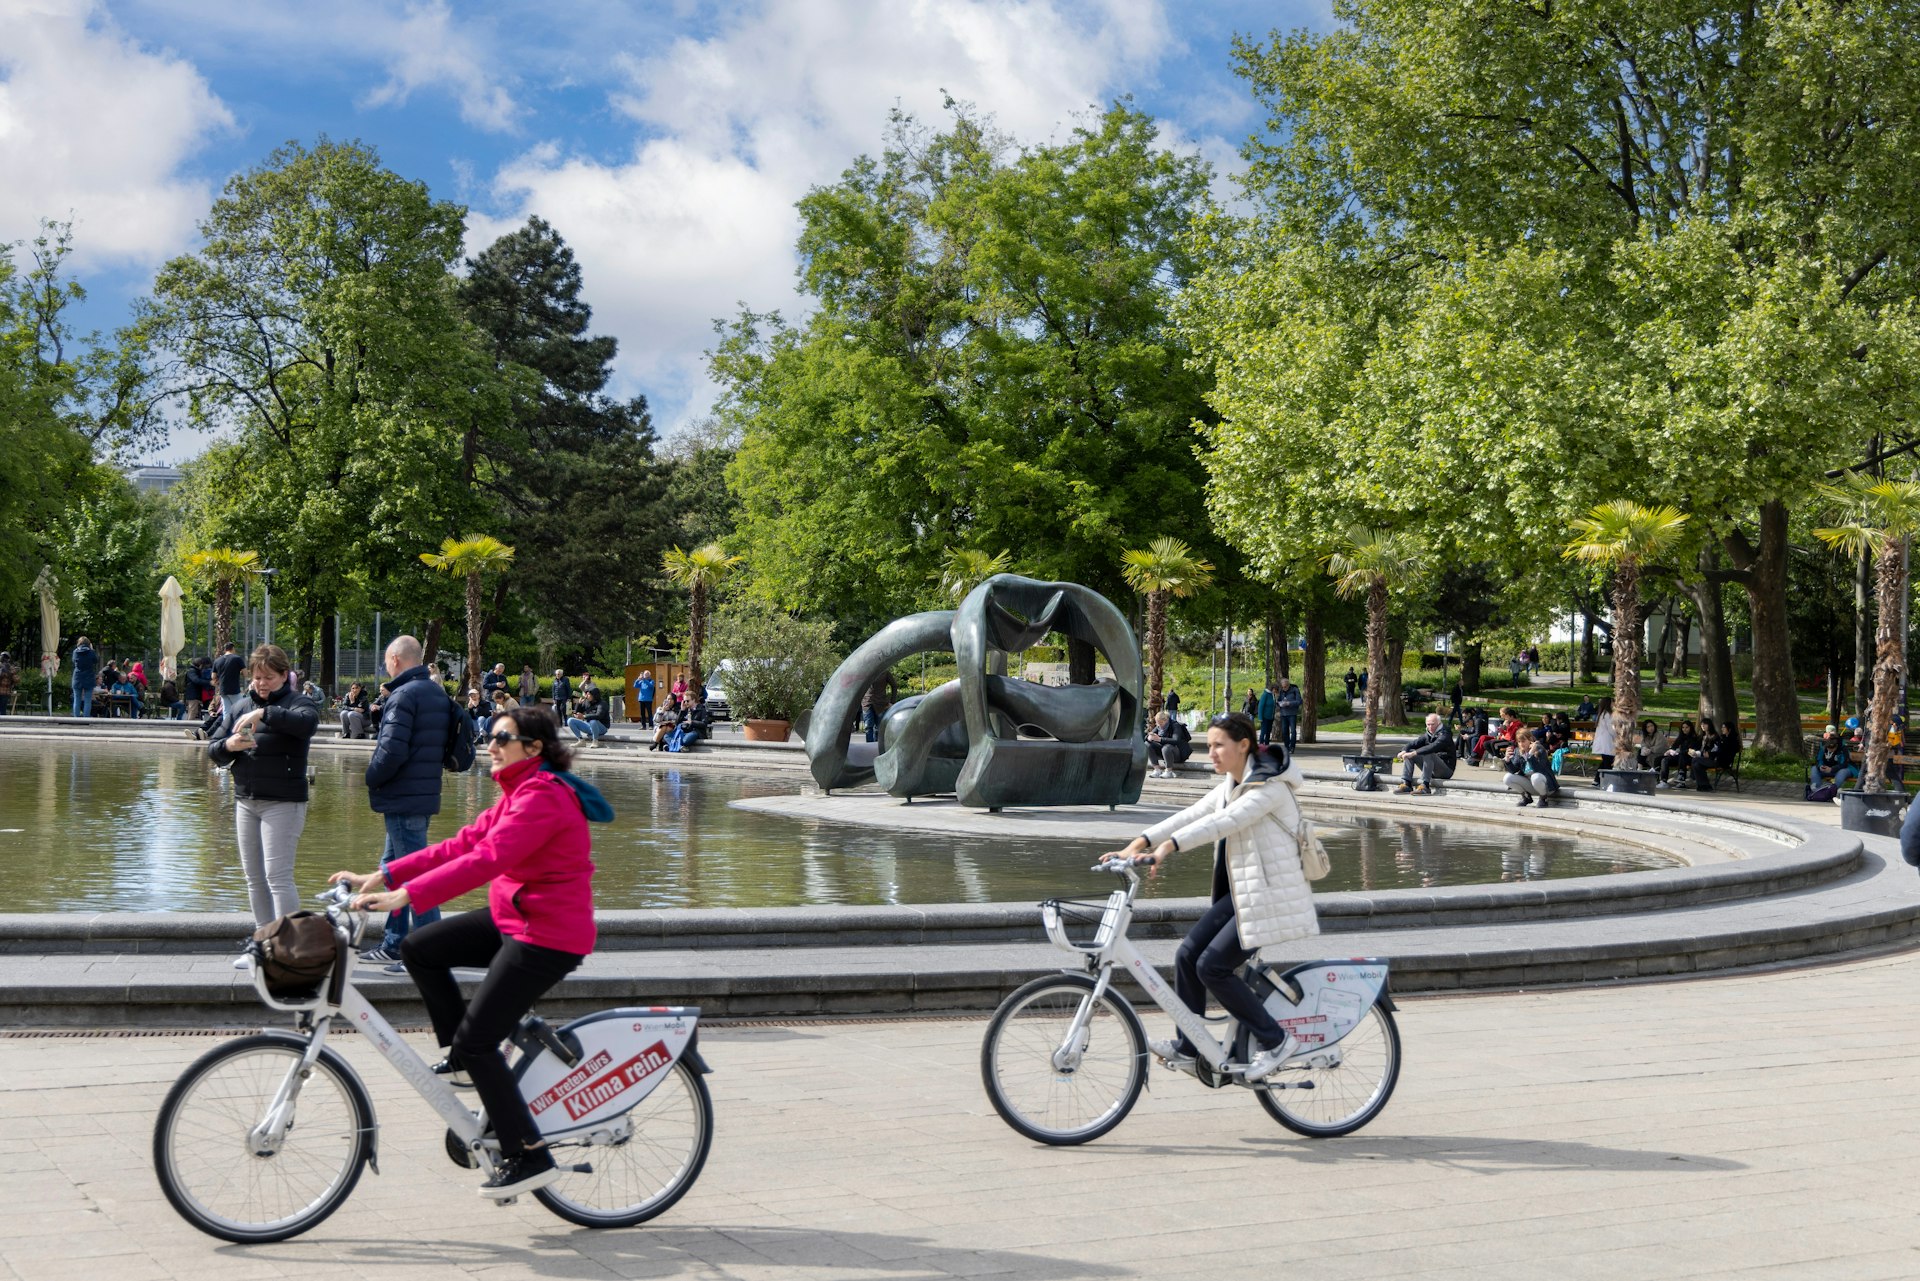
[208,681,319,802]
[1403,726,1456,764]
[211,651,246,696]
[364,665,451,816]
[575,687,610,727]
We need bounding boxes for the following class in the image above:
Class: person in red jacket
[331,704,600,1199]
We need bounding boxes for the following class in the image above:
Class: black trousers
[1147,742,1191,767]
[1171,895,1287,1054]
[401,907,584,1155]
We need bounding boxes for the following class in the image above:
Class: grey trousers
[235,797,307,925]
[1504,772,1556,798]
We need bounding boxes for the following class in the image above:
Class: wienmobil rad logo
[552,1042,675,1122]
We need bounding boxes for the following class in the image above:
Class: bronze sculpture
[805,575,1147,809]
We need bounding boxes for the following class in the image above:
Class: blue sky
[1,0,1333,461]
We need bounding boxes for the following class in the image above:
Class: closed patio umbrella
[159,576,185,681]
[34,566,58,713]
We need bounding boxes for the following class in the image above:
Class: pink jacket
[386,756,597,954]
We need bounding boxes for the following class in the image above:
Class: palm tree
[184,548,261,651]
[933,547,1013,601]
[420,535,516,692]
[1563,501,1690,764]
[662,543,744,688]
[1815,477,1920,791]
[1121,537,1215,719]
[1326,527,1425,757]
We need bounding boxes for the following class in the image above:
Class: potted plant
[706,601,842,742]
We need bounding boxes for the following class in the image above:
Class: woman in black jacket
[208,644,319,925]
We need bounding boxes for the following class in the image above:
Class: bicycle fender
[521,1007,702,1136]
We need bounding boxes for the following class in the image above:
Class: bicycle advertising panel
[519,1008,699,1137]
[1259,960,1389,1051]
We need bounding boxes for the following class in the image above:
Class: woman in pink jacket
[331,705,601,1199]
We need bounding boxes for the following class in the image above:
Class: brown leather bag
[252,912,338,995]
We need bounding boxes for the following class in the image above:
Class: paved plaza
[3,948,1920,1280]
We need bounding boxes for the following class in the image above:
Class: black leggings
[401,908,585,1156]
[1171,896,1287,1054]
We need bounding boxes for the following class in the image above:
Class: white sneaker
[1242,1037,1294,1082]
[1147,1037,1192,1064]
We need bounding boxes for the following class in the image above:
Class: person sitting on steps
[1503,726,1561,807]
[1393,712,1456,795]
[1146,710,1191,779]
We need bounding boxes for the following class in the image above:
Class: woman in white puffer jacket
[1103,711,1319,1083]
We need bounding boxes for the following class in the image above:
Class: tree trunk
[1863,540,1907,791]
[320,612,337,691]
[1273,609,1291,680]
[688,581,707,688]
[1667,606,1691,679]
[1728,499,1800,753]
[1855,541,1874,719]
[1380,634,1408,728]
[478,575,510,653]
[213,583,233,652]
[1144,590,1167,717]
[1654,597,1675,694]
[1685,561,1739,728]
[1362,583,1387,757]
[465,572,484,693]
[1578,610,1596,682]
[1301,605,1325,744]
[1462,640,1483,695]
[1067,636,1096,686]
[1610,564,1643,760]
[423,617,444,666]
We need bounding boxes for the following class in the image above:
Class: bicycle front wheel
[981,973,1146,1145]
[153,1032,373,1243]
[534,1059,713,1228]
[1255,1002,1401,1137]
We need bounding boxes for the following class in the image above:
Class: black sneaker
[431,1057,474,1088]
[1517,794,1533,807]
[359,946,401,964]
[480,1147,559,1199]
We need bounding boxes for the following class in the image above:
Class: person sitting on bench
[1810,727,1858,791]
[1393,712,1456,795]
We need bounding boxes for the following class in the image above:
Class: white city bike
[981,857,1400,1144]
[153,885,713,1243]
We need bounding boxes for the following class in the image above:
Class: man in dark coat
[1394,712,1457,795]
[211,642,245,700]
[360,634,451,967]
[70,637,99,717]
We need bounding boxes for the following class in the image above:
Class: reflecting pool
[0,741,1679,912]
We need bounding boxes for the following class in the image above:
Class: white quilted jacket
[1141,758,1320,950]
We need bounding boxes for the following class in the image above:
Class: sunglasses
[487,729,536,746]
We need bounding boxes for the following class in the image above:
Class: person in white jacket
[1102,712,1320,1082]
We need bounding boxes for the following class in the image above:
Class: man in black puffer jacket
[361,634,452,966]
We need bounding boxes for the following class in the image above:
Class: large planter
[1839,789,1910,838]
[742,718,792,743]
[1597,768,1657,795]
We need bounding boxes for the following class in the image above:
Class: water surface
[0,741,1677,912]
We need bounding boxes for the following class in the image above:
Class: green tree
[934,548,1013,602]
[144,138,493,687]
[1198,1,1920,755]
[419,535,516,692]
[184,547,262,651]
[1813,479,1920,791]
[1326,527,1424,757]
[718,104,1219,632]
[1120,537,1215,717]
[1564,502,1690,759]
[50,469,165,654]
[661,543,743,688]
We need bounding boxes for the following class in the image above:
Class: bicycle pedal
[564,1162,593,1174]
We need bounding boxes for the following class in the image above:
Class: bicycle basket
[251,911,338,996]
[1040,895,1121,951]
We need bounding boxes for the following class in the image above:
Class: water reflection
[0,741,1677,913]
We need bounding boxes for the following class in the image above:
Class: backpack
[1805,782,1839,804]
[251,911,339,996]
[443,694,477,773]
[1354,766,1381,793]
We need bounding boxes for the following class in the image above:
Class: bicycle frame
[1041,865,1391,1076]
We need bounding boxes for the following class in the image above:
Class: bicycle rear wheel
[981,973,1146,1145]
[153,1032,373,1243]
[1254,1003,1400,1137]
[534,1059,713,1228]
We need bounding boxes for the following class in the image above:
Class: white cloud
[0,0,232,265]
[473,0,1176,437]
[357,0,517,133]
